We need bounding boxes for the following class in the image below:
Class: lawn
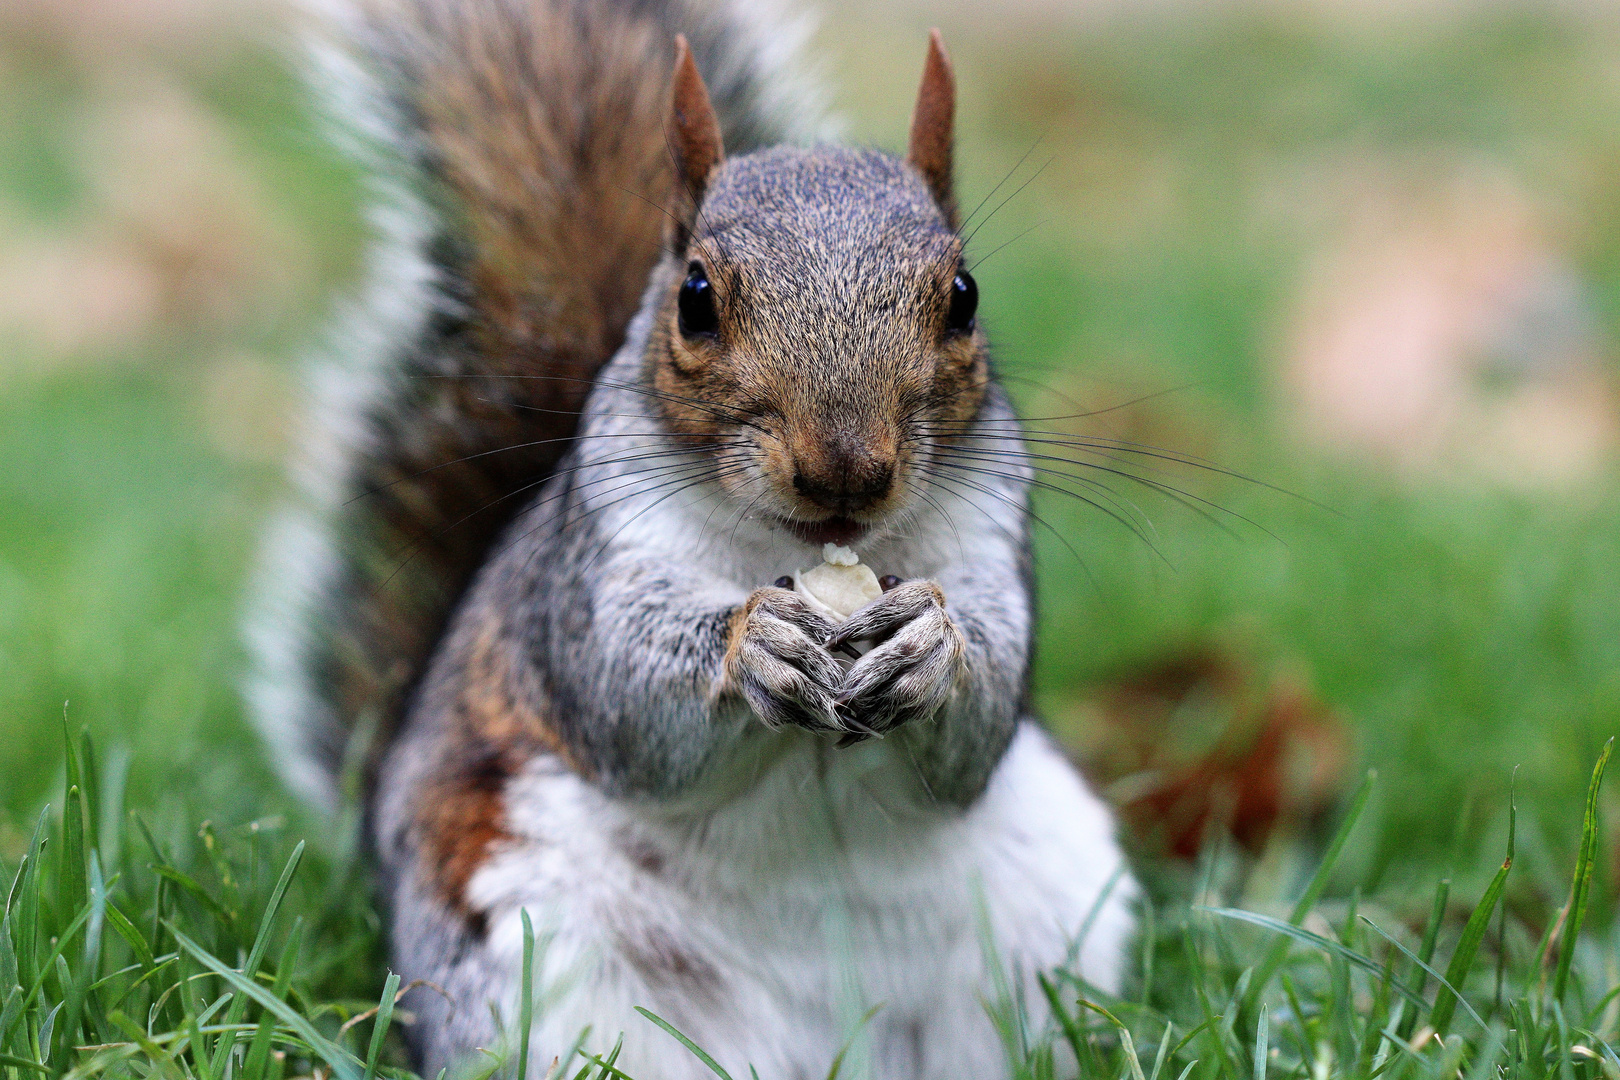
[4,0,1620,1075]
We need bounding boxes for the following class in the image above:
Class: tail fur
[248,0,827,812]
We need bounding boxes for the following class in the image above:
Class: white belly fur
[454,722,1135,1080]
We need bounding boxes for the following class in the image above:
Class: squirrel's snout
[790,457,895,515]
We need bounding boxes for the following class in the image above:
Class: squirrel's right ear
[907,29,958,229]
[668,35,725,247]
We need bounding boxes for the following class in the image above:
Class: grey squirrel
[248,0,1136,1075]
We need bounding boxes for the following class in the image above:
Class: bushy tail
[248,0,826,812]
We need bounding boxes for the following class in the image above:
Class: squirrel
[248,0,1137,1076]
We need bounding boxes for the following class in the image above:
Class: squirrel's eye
[677,263,719,338]
[946,270,978,334]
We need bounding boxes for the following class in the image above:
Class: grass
[7,731,1620,1077]
[5,2,1620,1077]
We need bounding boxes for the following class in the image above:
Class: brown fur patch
[415,745,513,929]
[414,622,583,925]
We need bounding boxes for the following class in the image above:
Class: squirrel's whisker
[999,375,1203,422]
[962,153,1056,248]
[936,429,1324,509]
[931,448,1193,544]
[347,428,746,506]
[967,219,1046,273]
[504,458,757,576]
[576,463,758,575]
[926,446,1161,535]
[907,485,967,565]
[924,455,1165,555]
[697,471,765,548]
[418,372,771,434]
[922,469,1103,588]
[931,443,1276,543]
[383,445,749,584]
[956,132,1044,238]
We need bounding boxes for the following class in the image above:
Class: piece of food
[793,543,882,622]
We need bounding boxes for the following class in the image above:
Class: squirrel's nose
[791,458,895,515]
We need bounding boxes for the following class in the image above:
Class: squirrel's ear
[669,34,725,242]
[907,29,957,229]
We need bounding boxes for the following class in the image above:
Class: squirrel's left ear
[907,29,957,229]
[669,34,725,245]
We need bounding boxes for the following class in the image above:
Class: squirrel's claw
[832,706,879,749]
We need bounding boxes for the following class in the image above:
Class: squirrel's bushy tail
[248,0,826,812]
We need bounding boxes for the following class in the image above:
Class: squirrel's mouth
[780,515,867,547]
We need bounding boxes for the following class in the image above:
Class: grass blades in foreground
[6,735,1620,1078]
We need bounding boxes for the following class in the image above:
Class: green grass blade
[243,917,303,1080]
[38,1000,61,1063]
[210,841,304,1078]
[1253,1006,1268,1080]
[1063,864,1127,972]
[147,866,231,922]
[1554,738,1612,1002]
[363,970,399,1080]
[0,912,15,993]
[1358,916,1486,1030]
[78,729,100,854]
[0,1052,50,1074]
[0,986,22,1057]
[1080,999,1146,1080]
[170,925,363,1080]
[4,897,95,1046]
[1431,786,1516,1036]
[518,910,534,1080]
[101,903,156,972]
[824,1003,882,1080]
[186,995,218,1080]
[635,1007,734,1080]
[595,1033,626,1079]
[63,784,88,930]
[1396,879,1450,1040]
[13,808,48,994]
[1200,908,1430,1014]
[1416,879,1449,972]
[1038,972,1087,1072]
[1242,771,1374,1017]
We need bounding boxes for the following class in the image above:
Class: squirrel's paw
[724,587,845,731]
[830,580,966,736]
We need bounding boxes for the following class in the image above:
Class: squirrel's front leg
[828,581,968,736]
[723,586,846,731]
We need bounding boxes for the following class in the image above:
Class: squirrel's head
[648,32,986,548]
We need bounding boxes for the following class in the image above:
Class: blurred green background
[2,0,1619,913]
